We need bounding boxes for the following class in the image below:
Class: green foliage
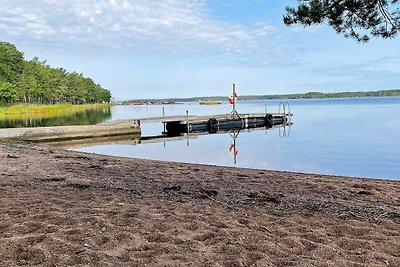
[0,41,112,106]
[0,42,24,83]
[0,82,19,105]
[284,0,400,42]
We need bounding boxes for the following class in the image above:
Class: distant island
[124,89,400,104]
[0,41,111,106]
[199,100,222,105]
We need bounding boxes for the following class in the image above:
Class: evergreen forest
[0,41,111,106]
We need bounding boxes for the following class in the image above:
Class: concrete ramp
[0,120,140,142]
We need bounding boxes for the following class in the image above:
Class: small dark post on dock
[162,107,166,134]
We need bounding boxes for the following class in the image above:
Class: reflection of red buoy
[228,92,238,104]
[229,144,238,156]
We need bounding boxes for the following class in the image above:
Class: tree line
[247,90,400,100]
[127,89,400,103]
[0,41,111,106]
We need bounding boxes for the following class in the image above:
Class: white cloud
[363,58,400,74]
[0,0,276,62]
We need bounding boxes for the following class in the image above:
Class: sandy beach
[0,140,399,266]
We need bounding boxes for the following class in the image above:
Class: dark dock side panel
[165,113,292,134]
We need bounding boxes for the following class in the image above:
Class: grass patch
[0,103,114,120]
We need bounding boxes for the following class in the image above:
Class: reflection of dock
[49,122,291,149]
[48,133,196,149]
[47,134,141,149]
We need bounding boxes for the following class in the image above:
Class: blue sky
[1,0,399,100]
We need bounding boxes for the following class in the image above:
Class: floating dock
[163,112,292,134]
[0,112,292,142]
[0,101,293,142]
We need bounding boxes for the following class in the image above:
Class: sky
[1,0,399,100]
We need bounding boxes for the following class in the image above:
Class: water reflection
[0,108,112,128]
[279,124,291,138]
[229,129,240,165]
[69,98,400,180]
[61,117,291,169]
[49,134,140,149]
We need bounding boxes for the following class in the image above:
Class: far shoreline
[123,89,400,104]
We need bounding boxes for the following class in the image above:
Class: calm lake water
[71,97,400,180]
[0,108,112,128]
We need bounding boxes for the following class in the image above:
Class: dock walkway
[133,113,291,124]
[0,120,140,142]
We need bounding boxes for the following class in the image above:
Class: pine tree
[284,0,400,42]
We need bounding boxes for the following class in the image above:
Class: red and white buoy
[228,92,238,105]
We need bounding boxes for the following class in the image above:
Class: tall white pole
[232,83,236,119]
